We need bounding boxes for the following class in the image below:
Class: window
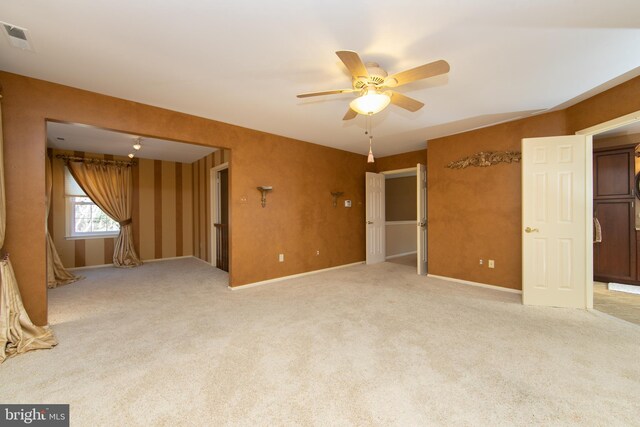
[65,168,119,238]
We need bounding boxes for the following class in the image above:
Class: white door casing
[417,163,427,275]
[522,135,591,308]
[366,172,385,264]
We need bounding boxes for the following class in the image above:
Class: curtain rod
[55,154,137,167]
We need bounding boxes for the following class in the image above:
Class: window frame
[65,196,120,240]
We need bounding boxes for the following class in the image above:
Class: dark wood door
[593,148,635,199]
[594,200,636,282]
[593,146,637,284]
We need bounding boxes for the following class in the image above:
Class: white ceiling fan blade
[390,92,424,112]
[336,50,369,79]
[297,89,357,98]
[385,60,450,87]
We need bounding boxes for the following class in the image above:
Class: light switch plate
[344,200,352,207]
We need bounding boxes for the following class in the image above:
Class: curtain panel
[66,160,142,268]
[46,155,80,288]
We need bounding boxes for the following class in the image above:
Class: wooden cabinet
[594,200,635,282]
[593,148,635,199]
[593,146,638,285]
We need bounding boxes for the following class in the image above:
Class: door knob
[366,221,373,225]
[525,227,539,233]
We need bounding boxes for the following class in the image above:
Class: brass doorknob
[525,227,539,233]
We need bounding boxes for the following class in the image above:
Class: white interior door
[366,172,385,264]
[522,135,592,308]
[417,163,427,275]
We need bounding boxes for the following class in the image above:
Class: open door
[522,135,592,308]
[417,163,427,275]
[366,172,385,264]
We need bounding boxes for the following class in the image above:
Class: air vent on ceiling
[2,22,33,51]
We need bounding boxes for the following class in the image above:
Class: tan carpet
[1,258,639,426]
[594,281,640,326]
[386,253,417,267]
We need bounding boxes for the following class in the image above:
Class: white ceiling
[2,0,640,157]
[46,122,216,163]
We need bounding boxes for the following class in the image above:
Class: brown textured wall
[375,149,427,172]
[49,149,194,267]
[0,71,367,325]
[566,76,640,133]
[231,133,366,284]
[427,111,568,289]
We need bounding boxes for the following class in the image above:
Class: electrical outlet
[278,253,284,262]
[479,259,483,265]
[488,259,495,269]
[316,250,320,256]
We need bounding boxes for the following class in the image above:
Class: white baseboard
[608,282,640,295]
[427,274,522,294]
[144,255,194,264]
[229,261,365,290]
[68,255,195,271]
[386,251,417,260]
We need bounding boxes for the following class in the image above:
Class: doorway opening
[44,120,230,292]
[210,163,229,272]
[365,164,427,275]
[587,117,640,325]
[384,169,418,267]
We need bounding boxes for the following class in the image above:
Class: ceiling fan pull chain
[367,112,375,163]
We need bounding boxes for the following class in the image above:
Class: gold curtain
[66,161,142,267]
[0,96,58,363]
[45,155,80,288]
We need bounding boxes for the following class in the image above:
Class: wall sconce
[257,186,273,208]
[331,191,344,207]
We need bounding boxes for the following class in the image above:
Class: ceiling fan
[297,50,450,120]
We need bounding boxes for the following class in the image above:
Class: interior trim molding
[229,261,365,290]
[608,282,640,295]
[68,255,195,271]
[427,274,522,294]
[381,167,416,177]
[386,251,417,260]
[385,221,415,226]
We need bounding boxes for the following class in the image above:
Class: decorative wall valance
[55,154,136,167]
[446,151,521,169]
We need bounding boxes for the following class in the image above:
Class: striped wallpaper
[50,148,229,268]
[192,149,230,263]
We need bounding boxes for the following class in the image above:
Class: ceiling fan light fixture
[349,89,391,115]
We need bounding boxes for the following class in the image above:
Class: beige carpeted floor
[594,281,640,326]
[1,258,639,426]
[386,253,417,267]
